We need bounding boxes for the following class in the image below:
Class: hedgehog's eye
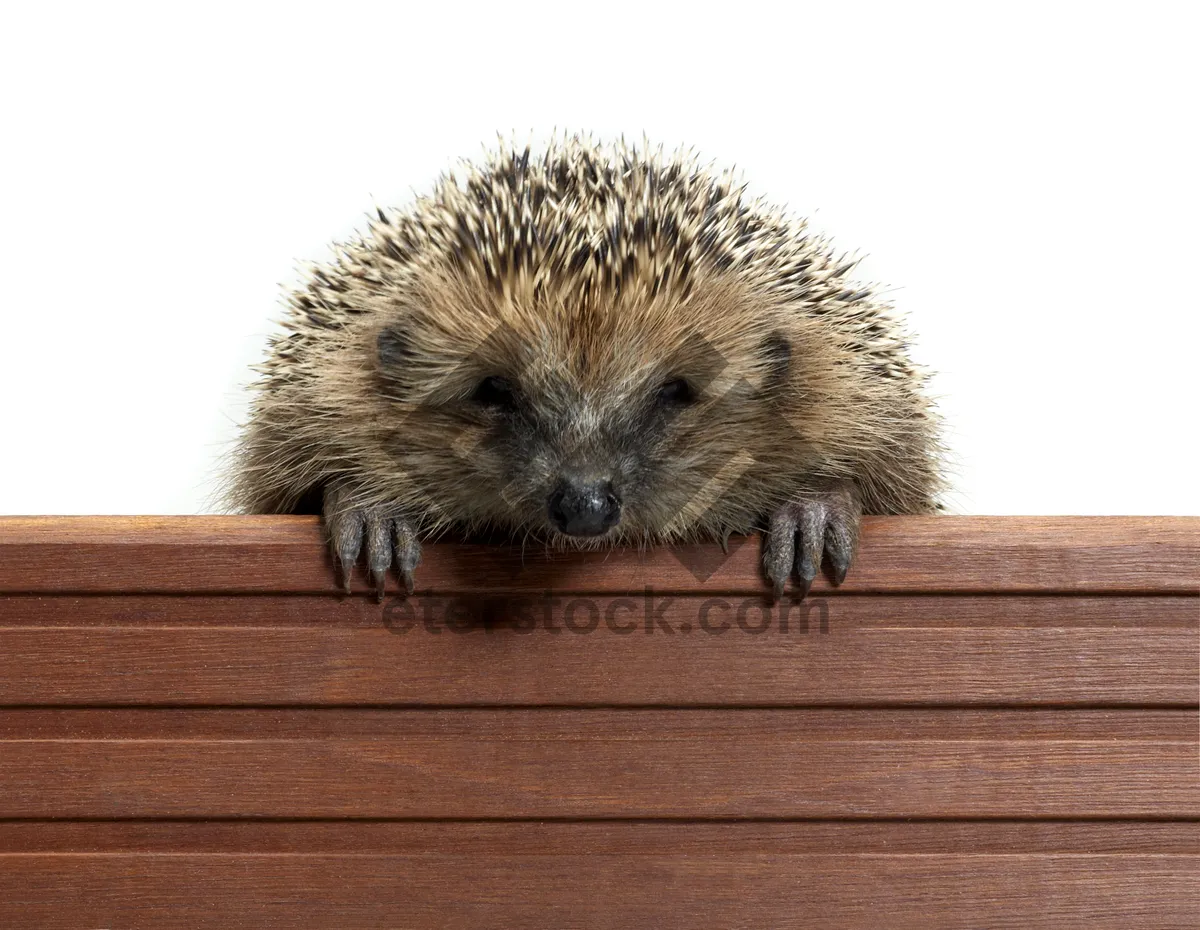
[471,375,517,410]
[656,377,694,406]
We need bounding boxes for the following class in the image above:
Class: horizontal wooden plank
[1,709,1195,818]
[7,707,1192,740]
[1,824,1196,929]
[4,820,1199,854]
[1,595,1194,705]
[1,515,1197,594]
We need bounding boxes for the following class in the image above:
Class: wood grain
[0,709,1195,819]
[5,820,1199,854]
[1,515,1198,594]
[1,824,1197,929]
[0,595,1194,705]
[1,515,1196,927]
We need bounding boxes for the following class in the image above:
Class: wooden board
[1,515,1198,593]
[0,708,1196,819]
[0,516,1197,927]
[3,823,1198,930]
[1,594,1194,705]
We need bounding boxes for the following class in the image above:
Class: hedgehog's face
[457,368,710,541]
[374,290,800,544]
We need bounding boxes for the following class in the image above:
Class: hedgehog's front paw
[764,481,862,600]
[323,486,422,600]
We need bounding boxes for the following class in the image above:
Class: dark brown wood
[0,594,1194,705]
[0,516,1196,926]
[1,515,1198,594]
[1,823,1197,929]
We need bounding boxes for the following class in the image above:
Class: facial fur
[230,137,943,577]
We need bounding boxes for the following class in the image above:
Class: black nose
[547,479,622,537]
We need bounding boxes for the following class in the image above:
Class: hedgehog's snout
[547,476,622,537]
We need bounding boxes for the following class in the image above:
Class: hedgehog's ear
[377,324,412,371]
[759,331,791,388]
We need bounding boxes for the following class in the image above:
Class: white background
[1,2,1196,515]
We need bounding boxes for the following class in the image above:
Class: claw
[824,503,858,587]
[794,500,826,594]
[365,515,391,602]
[393,520,421,597]
[763,480,862,597]
[771,575,785,603]
[765,507,798,601]
[325,503,365,595]
[322,483,422,597]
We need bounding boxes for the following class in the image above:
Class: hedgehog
[230,137,944,599]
